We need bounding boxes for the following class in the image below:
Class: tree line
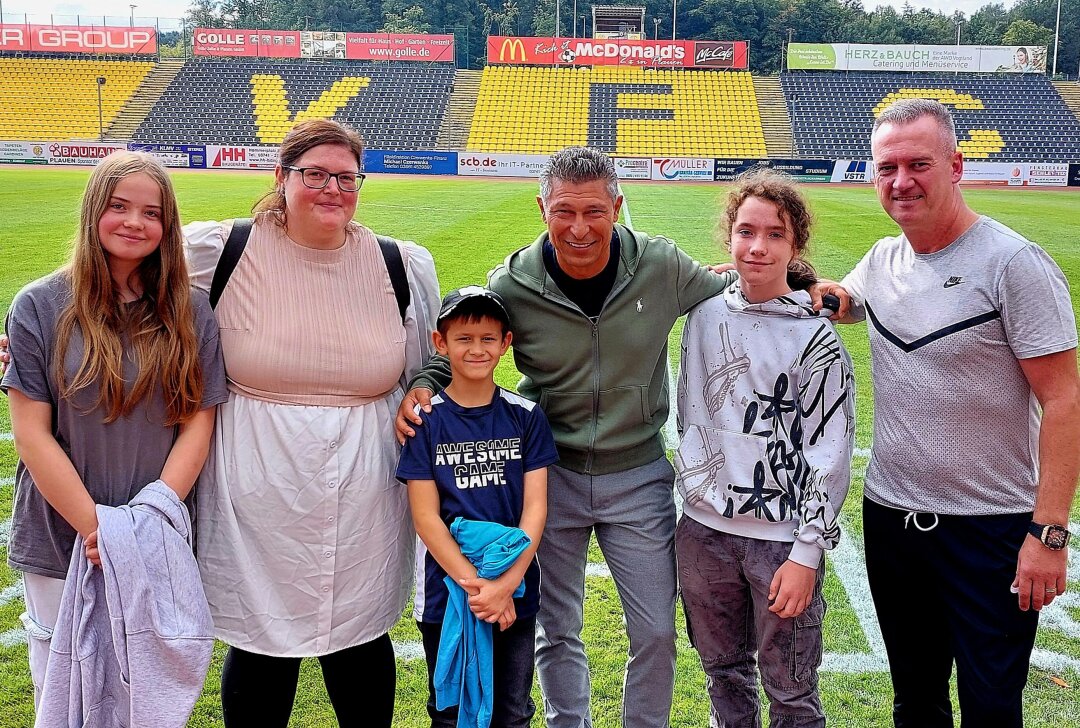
[183,0,1079,75]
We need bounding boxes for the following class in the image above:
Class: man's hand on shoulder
[808,279,853,321]
[394,388,434,445]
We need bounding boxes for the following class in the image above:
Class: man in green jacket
[397,147,734,728]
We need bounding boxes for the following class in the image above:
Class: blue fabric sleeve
[521,405,559,472]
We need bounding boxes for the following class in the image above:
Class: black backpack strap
[209,218,253,310]
[375,234,411,324]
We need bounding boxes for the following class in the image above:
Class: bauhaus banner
[0,24,157,53]
[787,43,1047,73]
[193,28,454,61]
[487,36,748,69]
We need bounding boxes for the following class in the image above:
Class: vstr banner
[0,24,156,54]
[487,36,748,69]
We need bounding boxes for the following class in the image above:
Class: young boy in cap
[397,286,558,728]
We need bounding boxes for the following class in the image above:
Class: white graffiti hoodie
[675,282,856,568]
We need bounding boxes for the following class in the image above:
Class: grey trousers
[535,457,678,728]
[676,516,826,728]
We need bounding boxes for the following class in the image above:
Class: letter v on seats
[250,74,371,144]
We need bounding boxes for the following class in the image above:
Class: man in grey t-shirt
[837,99,1080,727]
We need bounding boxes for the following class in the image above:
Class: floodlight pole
[96,76,106,141]
[1052,0,1061,76]
[653,18,659,41]
[573,0,577,37]
[555,0,560,38]
[672,0,677,40]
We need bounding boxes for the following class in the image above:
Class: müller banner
[487,36,748,69]
[193,28,454,61]
[0,24,157,54]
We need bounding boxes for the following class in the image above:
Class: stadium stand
[131,59,455,149]
[467,65,767,157]
[0,58,154,141]
[781,72,1080,162]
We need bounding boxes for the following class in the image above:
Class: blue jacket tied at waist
[435,517,530,728]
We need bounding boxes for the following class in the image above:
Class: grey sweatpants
[535,456,678,728]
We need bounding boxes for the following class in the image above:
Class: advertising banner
[0,140,48,165]
[651,158,715,181]
[713,158,834,182]
[128,143,207,169]
[0,24,156,54]
[363,150,457,175]
[830,160,872,183]
[960,162,1067,186]
[47,142,126,165]
[344,33,454,62]
[194,28,453,61]
[205,145,278,170]
[787,43,1046,73]
[193,28,300,57]
[1024,163,1069,186]
[1069,164,1080,187]
[458,153,550,178]
[613,157,652,180]
[487,36,748,69]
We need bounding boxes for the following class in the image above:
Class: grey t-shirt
[2,272,229,578]
[843,216,1077,515]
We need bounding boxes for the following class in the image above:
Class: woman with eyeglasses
[183,118,440,727]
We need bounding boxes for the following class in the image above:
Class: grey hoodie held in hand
[36,480,214,728]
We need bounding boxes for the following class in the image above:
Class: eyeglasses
[283,165,365,192]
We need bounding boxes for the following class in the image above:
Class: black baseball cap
[437,286,510,324]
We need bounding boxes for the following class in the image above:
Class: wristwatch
[1028,522,1071,550]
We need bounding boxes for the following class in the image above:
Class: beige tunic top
[183,215,440,656]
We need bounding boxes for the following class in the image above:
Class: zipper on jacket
[586,320,600,474]
[538,256,637,476]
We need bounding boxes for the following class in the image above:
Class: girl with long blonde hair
[2,151,228,707]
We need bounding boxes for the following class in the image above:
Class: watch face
[1045,525,1071,550]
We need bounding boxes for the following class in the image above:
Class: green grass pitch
[0,167,1078,726]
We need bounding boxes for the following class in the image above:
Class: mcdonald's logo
[499,38,526,62]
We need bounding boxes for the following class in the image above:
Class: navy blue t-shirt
[397,387,559,623]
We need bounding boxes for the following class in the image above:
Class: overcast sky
[0,0,1012,27]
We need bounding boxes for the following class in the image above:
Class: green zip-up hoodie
[411,224,734,475]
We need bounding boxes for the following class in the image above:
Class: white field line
[0,580,24,607]
[0,628,26,648]
[0,518,9,549]
[828,523,889,673]
[393,639,424,661]
[1,432,12,441]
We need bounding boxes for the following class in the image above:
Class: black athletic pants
[220,632,395,728]
[863,497,1040,728]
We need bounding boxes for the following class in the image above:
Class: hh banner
[787,43,1046,73]
[458,152,550,178]
[713,158,835,182]
[194,28,453,61]
[0,24,156,54]
[0,141,48,164]
[488,36,748,69]
[364,150,457,175]
[205,145,278,170]
[1069,164,1080,187]
[128,143,207,169]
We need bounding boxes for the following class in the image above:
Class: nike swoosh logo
[943,281,963,288]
